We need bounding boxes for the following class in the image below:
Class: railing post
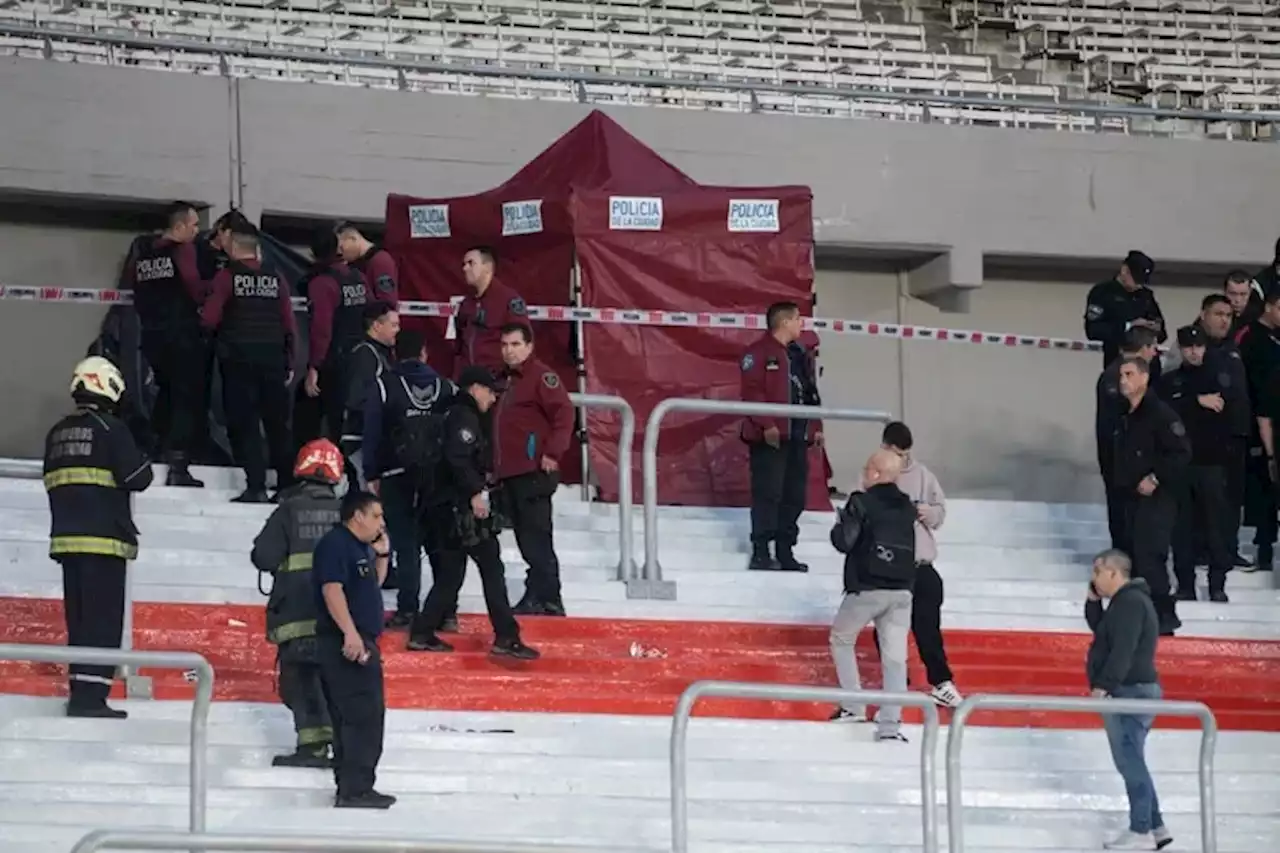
[946,694,1218,853]
[567,393,637,582]
[671,680,940,853]
[635,399,892,600]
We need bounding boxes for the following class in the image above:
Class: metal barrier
[671,680,941,853]
[567,392,637,581]
[0,644,215,834]
[637,399,892,599]
[70,830,660,853]
[946,694,1219,853]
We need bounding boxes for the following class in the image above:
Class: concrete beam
[906,246,983,312]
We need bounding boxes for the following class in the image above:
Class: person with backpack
[363,329,456,630]
[340,302,398,490]
[827,448,917,742]
[250,439,344,768]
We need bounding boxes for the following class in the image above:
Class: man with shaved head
[827,448,918,742]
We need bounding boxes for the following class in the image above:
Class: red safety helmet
[293,439,344,485]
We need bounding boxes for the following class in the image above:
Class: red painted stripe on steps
[3,597,1278,730]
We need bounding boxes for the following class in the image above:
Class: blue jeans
[1103,683,1165,834]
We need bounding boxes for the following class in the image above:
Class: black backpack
[384,374,453,481]
[833,492,916,586]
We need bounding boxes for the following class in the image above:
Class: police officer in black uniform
[407,367,538,660]
[201,228,298,503]
[44,356,154,719]
[341,302,399,490]
[1233,287,1280,572]
[251,438,346,768]
[1113,356,1192,636]
[1084,250,1167,384]
[1159,326,1241,604]
[1096,328,1160,550]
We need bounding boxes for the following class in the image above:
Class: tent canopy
[384,110,821,510]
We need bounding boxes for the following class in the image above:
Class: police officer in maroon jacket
[337,222,399,306]
[201,227,298,504]
[741,301,822,572]
[302,227,370,445]
[495,323,575,615]
[123,201,207,488]
[455,246,530,376]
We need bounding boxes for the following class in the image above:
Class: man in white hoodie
[880,422,963,708]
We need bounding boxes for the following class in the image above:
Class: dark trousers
[383,475,424,615]
[418,513,520,642]
[1104,483,1128,551]
[1244,448,1277,557]
[221,358,293,492]
[1122,489,1178,626]
[277,637,332,750]
[748,439,809,549]
[141,332,207,461]
[291,361,350,449]
[60,555,126,708]
[1173,465,1233,594]
[317,633,385,798]
[911,562,953,687]
[499,471,562,605]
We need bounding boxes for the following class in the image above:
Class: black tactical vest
[44,408,140,560]
[130,237,197,334]
[265,483,341,645]
[220,260,286,353]
[329,264,368,364]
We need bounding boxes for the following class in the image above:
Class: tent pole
[572,254,590,503]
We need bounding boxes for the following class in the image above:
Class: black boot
[335,790,396,809]
[492,637,540,660]
[1247,544,1274,573]
[165,455,204,488]
[747,543,781,571]
[775,544,809,573]
[407,632,453,652]
[231,488,272,504]
[272,746,331,768]
[512,594,543,616]
[67,702,127,720]
[438,614,461,633]
[1208,575,1230,603]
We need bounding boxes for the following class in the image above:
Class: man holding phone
[313,491,395,809]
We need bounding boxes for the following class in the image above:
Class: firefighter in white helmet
[42,356,154,718]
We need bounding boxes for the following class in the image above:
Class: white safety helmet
[70,356,125,405]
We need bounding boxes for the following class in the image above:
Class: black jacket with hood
[1084,578,1160,694]
[829,482,918,595]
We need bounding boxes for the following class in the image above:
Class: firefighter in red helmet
[251,439,345,767]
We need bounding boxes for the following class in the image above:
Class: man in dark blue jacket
[1085,549,1170,852]
[363,329,455,628]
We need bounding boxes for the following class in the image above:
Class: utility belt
[448,501,510,548]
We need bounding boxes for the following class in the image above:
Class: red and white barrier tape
[0,284,1104,353]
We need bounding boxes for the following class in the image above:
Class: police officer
[312,491,394,809]
[336,222,399,305]
[495,323,575,616]
[44,356,154,718]
[1237,287,1280,572]
[298,227,368,446]
[1084,250,1167,383]
[1113,356,1191,636]
[251,439,345,768]
[454,246,529,376]
[201,228,297,503]
[363,329,455,628]
[124,200,206,488]
[1224,269,1263,338]
[407,367,539,660]
[1159,326,1240,603]
[741,301,821,572]
[341,302,399,490]
[1097,328,1159,550]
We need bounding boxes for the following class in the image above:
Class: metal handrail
[671,680,941,853]
[638,399,892,597]
[4,23,1280,129]
[946,694,1219,853]
[0,644,215,833]
[567,392,637,581]
[69,830,660,853]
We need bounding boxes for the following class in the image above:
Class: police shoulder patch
[509,296,527,316]
[375,274,395,296]
[1230,350,1242,360]
[458,427,475,444]
[741,353,754,372]
[542,371,560,389]
[1085,303,1105,321]
[1170,420,1186,437]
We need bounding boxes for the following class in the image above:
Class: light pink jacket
[861,457,946,564]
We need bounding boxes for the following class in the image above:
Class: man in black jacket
[1085,550,1171,852]
[1084,250,1166,379]
[827,449,917,742]
[1097,328,1159,549]
[406,367,538,660]
[1234,287,1280,572]
[340,302,398,490]
[1113,357,1192,636]
[1159,326,1242,603]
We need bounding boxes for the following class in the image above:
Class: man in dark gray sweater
[1086,549,1172,852]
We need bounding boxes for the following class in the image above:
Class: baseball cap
[1125,250,1155,285]
[458,365,503,392]
[1176,325,1204,347]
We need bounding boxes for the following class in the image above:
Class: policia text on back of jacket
[44,356,154,719]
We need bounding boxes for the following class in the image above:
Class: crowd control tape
[0,284,1105,354]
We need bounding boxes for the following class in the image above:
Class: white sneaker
[930,681,963,708]
[1153,826,1173,850]
[1104,830,1157,850]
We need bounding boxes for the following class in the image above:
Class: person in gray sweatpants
[827,449,918,742]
